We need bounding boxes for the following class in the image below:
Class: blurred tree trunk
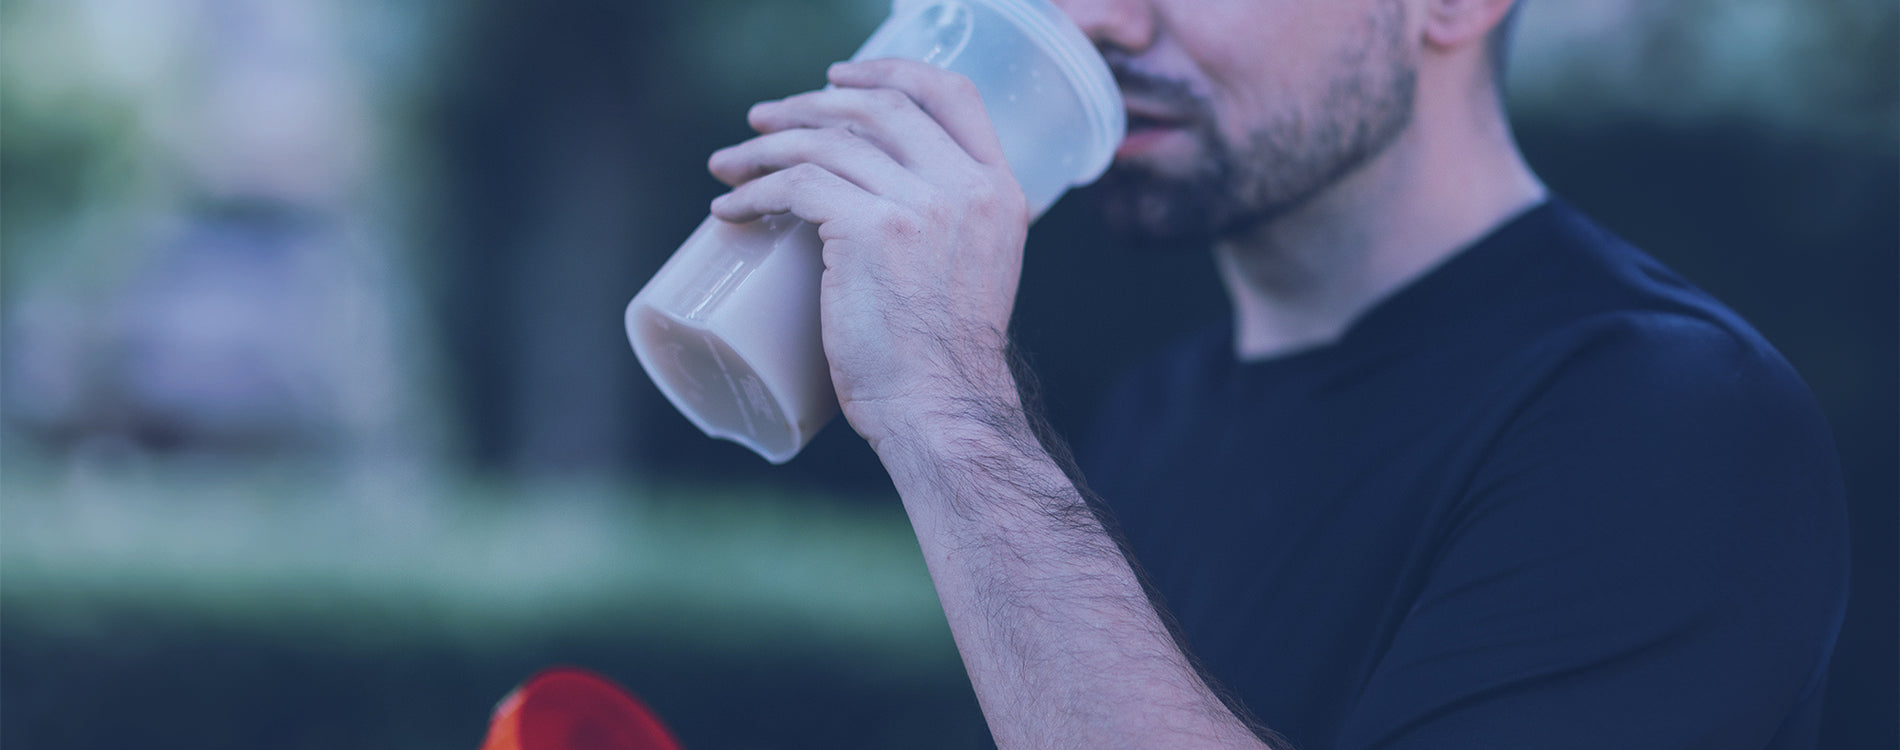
[435,0,659,474]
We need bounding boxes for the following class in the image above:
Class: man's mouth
[1127,112,1176,133]
[1117,111,1190,159]
[1125,105,1190,132]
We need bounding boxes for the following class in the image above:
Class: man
[705,0,1850,746]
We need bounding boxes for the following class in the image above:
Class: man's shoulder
[1501,200,1736,333]
[1470,211,1846,550]
[1511,306,1830,456]
[1502,200,1814,415]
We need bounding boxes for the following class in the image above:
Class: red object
[481,667,683,750]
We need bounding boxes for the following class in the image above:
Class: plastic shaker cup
[625,0,1125,463]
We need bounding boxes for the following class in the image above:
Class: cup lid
[892,0,1125,184]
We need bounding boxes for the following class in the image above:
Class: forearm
[873,369,1272,750]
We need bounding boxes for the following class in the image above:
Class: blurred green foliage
[2,457,977,748]
[4,468,948,662]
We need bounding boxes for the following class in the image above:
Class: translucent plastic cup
[626,0,1125,463]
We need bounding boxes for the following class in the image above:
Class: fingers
[827,59,1008,167]
[709,126,923,197]
[709,162,882,226]
[742,59,1005,168]
[746,86,966,173]
[704,58,1013,231]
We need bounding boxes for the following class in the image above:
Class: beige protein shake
[626,214,827,462]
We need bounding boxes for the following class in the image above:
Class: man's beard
[1096,1,1418,248]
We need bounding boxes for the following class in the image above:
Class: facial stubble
[1097,0,1418,248]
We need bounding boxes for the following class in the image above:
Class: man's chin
[1092,173,1226,251]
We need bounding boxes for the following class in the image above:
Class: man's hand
[707,58,1030,452]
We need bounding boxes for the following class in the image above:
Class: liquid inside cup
[626,215,833,463]
[627,0,1123,463]
[630,312,794,460]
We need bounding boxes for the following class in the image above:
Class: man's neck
[1214,93,1546,361]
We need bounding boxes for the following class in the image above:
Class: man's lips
[1124,103,1190,130]
[1117,109,1192,160]
[1116,127,1181,160]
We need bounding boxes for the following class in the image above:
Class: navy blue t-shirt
[1077,200,1849,750]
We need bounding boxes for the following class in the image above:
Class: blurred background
[1,0,1893,747]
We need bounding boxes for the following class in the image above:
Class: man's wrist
[869,383,1079,514]
[846,339,1019,447]
[872,386,1035,475]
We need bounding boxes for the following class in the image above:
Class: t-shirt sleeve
[1333,315,1850,750]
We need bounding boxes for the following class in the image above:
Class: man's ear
[1422,0,1517,51]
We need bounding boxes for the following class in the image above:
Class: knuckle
[734,173,767,196]
[887,62,926,89]
[786,162,830,186]
[869,88,911,114]
[818,124,858,150]
[971,174,1026,221]
[944,72,980,100]
[952,169,989,195]
[998,193,1028,224]
[952,171,992,200]
[917,194,949,221]
[879,205,923,241]
[908,65,972,101]
[808,128,854,163]
[970,199,1004,226]
[790,127,828,158]
[998,173,1029,211]
[782,162,814,183]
